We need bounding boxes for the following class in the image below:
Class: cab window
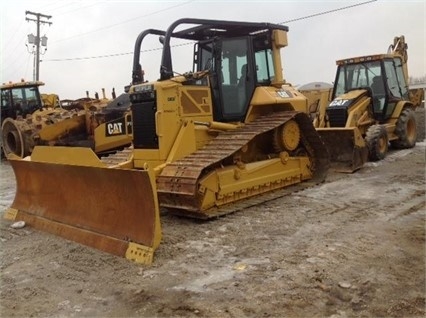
[384,58,408,100]
[1,89,10,108]
[220,38,249,116]
[255,49,274,85]
[334,61,382,98]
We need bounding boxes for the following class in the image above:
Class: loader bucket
[4,146,161,265]
[316,127,368,173]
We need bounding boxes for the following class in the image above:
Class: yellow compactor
[1,81,132,158]
[5,19,329,264]
[306,36,421,172]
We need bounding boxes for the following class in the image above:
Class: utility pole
[25,11,52,81]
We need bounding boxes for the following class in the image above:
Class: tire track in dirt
[0,137,424,318]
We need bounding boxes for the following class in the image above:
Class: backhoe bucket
[316,127,368,173]
[4,146,161,265]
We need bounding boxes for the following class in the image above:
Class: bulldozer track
[162,170,330,219]
[100,147,134,166]
[157,111,329,218]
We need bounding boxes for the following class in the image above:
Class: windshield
[334,61,382,98]
[11,86,40,114]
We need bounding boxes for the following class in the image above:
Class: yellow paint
[4,208,18,221]
[125,242,155,265]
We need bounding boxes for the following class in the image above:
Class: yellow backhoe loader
[4,18,329,264]
[309,36,421,172]
[1,80,132,158]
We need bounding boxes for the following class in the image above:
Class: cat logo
[329,99,351,107]
[106,118,126,136]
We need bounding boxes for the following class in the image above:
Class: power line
[43,43,191,62]
[51,0,195,44]
[43,0,377,63]
[2,20,25,52]
[35,1,104,17]
[36,0,68,10]
[53,2,101,17]
[2,34,27,64]
[24,52,32,80]
[279,0,377,24]
[45,51,134,62]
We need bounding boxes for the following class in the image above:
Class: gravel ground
[0,110,424,318]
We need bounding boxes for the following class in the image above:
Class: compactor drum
[5,19,329,264]
[2,108,87,158]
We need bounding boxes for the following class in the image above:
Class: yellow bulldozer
[1,80,132,158]
[307,35,422,172]
[4,18,329,264]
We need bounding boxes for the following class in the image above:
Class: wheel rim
[277,120,301,152]
[6,130,21,154]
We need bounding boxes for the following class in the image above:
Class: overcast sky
[1,0,425,99]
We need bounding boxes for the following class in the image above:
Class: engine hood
[329,89,370,109]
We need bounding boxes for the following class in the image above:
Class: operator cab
[195,32,277,122]
[1,82,43,123]
[130,19,289,150]
[331,55,409,123]
[155,19,288,124]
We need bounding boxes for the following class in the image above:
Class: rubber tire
[390,108,417,149]
[366,125,388,161]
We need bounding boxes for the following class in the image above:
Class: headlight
[130,84,155,102]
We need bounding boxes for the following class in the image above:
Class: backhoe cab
[330,49,410,126]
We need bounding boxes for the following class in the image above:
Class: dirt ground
[0,109,425,318]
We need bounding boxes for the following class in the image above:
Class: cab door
[216,37,255,122]
[381,57,409,120]
[197,37,256,123]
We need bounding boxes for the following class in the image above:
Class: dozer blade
[4,146,161,265]
[316,127,368,173]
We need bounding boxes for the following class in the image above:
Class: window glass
[255,49,274,84]
[388,58,408,99]
[199,42,213,71]
[11,87,39,113]
[384,60,402,98]
[221,57,230,84]
[221,38,248,116]
[221,38,248,86]
[1,89,9,108]
[236,55,247,86]
[334,61,382,97]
